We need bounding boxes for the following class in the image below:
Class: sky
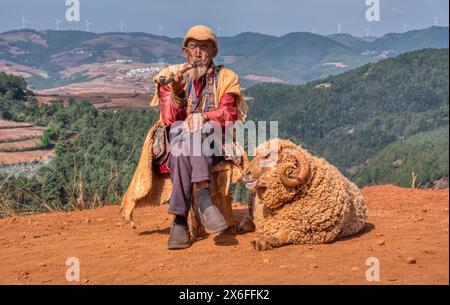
[0,0,448,37]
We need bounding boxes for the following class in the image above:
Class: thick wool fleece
[251,140,367,249]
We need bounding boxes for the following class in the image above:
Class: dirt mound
[0,185,448,284]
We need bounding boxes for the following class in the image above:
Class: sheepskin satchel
[152,121,170,165]
[120,120,173,227]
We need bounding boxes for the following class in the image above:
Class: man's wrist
[171,89,187,108]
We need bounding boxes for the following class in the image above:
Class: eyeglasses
[186,43,210,52]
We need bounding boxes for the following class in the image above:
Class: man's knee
[190,155,212,183]
[169,153,190,171]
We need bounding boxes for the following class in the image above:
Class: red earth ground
[0,185,448,285]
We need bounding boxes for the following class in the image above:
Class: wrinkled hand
[170,70,186,95]
[184,113,208,133]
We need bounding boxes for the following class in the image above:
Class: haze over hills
[0,26,448,91]
[221,31,371,85]
[328,26,449,56]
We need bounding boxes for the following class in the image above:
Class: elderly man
[155,25,244,249]
[119,25,246,249]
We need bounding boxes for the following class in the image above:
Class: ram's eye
[261,153,272,160]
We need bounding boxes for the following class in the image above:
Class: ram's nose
[243,175,257,190]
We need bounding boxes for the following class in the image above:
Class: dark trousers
[167,129,221,217]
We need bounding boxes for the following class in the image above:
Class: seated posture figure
[120,25,248,250]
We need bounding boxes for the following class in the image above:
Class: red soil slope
[0,185,448,285]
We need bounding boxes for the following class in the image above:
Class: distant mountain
[219,32,371,85]
[0,29,183,72]
[244,48,449,188]
[0,30,185,91]
[0,26,448,90]
[328,26,449,58]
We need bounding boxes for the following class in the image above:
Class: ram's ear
[255,170,273,190]
[255,177,269,189]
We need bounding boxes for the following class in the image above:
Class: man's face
[183,39,216,68]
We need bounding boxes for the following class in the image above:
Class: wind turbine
[157,25,164,36]
[337,24,343,34]
[433,16,441,26]
[365,26,371,38]
[55,18,62,31]
[402,21,408,33]
[119,19,125,33]
[85,19,93,32]
[20,15,29,29]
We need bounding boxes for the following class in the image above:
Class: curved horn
[278,149,310,188]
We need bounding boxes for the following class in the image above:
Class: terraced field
[0,120,54,167]
[0,138,43,152]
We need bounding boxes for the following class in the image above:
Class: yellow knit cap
[182,25,218,50]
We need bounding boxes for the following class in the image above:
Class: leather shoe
[167,224,191,250]
[198,205,228,234]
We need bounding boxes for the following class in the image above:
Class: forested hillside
[245,48,449,187]
[1,71,158,216]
